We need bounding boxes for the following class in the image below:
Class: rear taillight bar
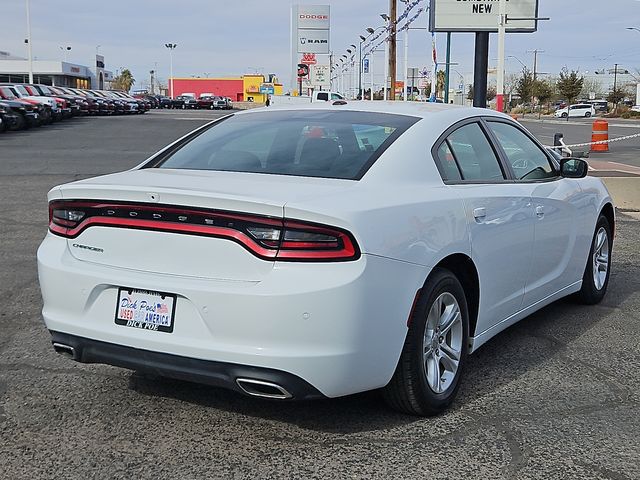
[48,200,360,262]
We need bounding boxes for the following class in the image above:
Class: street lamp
[59,46,71,62]
[380,13,390,100]
[357,27,378,100]
[165,43,177,98]
[507,55,528,70]
[626,27,640,33]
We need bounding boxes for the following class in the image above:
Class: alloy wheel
[592,226,609,290]
[422,292,463,394]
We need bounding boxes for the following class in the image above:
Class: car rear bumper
[50,331,324,400]
[37,232,426,398]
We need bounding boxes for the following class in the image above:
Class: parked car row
[166,93,233,110]
[0,84,152,133]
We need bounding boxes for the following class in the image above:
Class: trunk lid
[56,169,354,281]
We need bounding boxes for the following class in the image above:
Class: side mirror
[560,157,589,178]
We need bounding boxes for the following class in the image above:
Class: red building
[171,77,244,101]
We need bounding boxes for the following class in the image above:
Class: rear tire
[383,268,469,416]
[578,215,612,304]
[585,112,592,118]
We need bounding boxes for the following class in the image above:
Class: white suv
[555,103,596,118]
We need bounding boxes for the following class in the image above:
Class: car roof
[238,100,512,123]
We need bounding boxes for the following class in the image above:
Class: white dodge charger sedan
[37,102,614,415]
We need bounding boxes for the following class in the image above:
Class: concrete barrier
[233,102,265,110]
[601,177,640,211]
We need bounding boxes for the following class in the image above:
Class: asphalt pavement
[1,110,639,480]
[519,117,640,170]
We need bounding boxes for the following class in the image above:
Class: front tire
[578,215,612,304]
[561,112,568,118]
[383,268,469,416]
[585,112,592,118]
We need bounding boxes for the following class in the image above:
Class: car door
[433,120,536,335]
[485,119,583,307]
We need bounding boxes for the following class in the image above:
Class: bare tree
[581,77,604,100]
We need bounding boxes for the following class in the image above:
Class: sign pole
[444,32,451,104]
[496,0,506,112]
[473,32,489,108]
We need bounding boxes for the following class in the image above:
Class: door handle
[535,205,544,217]
[473,207,486,221]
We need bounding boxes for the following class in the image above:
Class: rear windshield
[153,110,419,180]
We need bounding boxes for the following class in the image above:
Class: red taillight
[48,200,360,262]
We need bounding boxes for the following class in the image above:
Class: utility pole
[389,0,397,100]
[527,49,544,82]
[527,49,544,112]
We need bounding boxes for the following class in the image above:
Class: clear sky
[1,0,639,90]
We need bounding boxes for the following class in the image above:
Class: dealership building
[170,74,283,102]
[0,51,113,89]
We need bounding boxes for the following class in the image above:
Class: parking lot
[1,110,639,479]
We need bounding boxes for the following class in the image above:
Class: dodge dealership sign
[297,5,330,29]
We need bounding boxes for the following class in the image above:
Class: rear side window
[436,141,462,181]
[445,123,505,181]
[154,110,419,180]
[316,92,329,101]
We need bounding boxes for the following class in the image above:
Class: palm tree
[436,70,446,98]
[112,69,136,92]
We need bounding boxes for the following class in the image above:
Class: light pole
[626,27,640,33]
[507,55,528,70]
[358,27,376,100]
[452,69,465,105]
[350,44,357,98]
[59,46,71,62]
[165,43,177,98]
[25,0,33,83]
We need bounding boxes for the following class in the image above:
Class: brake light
[48,200,359,262]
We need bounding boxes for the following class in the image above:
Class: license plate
[115,288,176,333]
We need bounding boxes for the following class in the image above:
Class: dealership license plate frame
[114,287,177,333]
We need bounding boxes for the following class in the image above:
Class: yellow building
[243,74,283,103]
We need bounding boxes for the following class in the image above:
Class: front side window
[487,121,556,180]
[154,110,418,180]
[445,122,505,181]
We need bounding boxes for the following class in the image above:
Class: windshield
[153,110,419,180]
[14,85,31,96]
[0,87,17,100]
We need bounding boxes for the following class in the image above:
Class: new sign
[429,0,539,33]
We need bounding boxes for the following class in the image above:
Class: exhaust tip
[52,342,76,360]
[236,378,292,400]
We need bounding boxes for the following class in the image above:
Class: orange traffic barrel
[591,120,608,152]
